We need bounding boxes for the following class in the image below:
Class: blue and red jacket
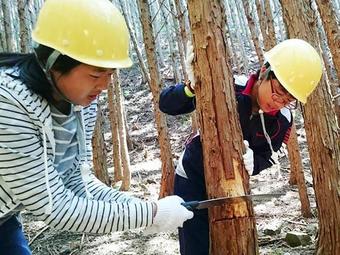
[159,74,292,184]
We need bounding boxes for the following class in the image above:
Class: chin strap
[258,109,281,177]
[34,47,74,104]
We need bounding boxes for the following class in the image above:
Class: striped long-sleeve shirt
[0,67,154,233]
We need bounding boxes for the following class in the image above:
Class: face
[257,77,297,112]
[52,64,114,106]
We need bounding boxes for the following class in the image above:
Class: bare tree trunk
[315,0,340,81]
[17,0,31,53]
[281,1,340,253]
[242,0,265,64]
[314,0,340,119]
[108,79,123,183]
[287,123,312,218]
[187,1,258,254]
[1,0,16,51]
[169,0,186,80]
[158,0,180,82]
[263,0,276,47]
[138,0,175,198]
[113,70,131,191]
[226,0,249,73]
[0,0,6,51]
[92,104,110,186]
[255,0,271,51]
[119,0,150,85]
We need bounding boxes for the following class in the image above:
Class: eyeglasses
[270,77,298,110]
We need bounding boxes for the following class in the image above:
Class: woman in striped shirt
[0,0,193,254]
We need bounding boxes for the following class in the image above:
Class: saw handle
[181,201,199,211]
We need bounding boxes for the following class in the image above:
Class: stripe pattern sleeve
[0,95,154,233]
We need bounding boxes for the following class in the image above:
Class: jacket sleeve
[159,83,196,115]
[0,95,154,234]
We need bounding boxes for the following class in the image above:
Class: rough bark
[138,0,175,198]
[108,79,123,183]
[281,1,340,253]
[263,0,276,48]
[255,0,271,51]
[314,0,340,119]
[187,1,258,254]
[1,0,16,51]
[92,105,110,186]
[287,123,312,218]
[113,71,131,191]
[170,0,186,80]
[17,0,31,53]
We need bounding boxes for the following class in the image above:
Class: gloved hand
[185,41,195,90]
[144,195,194,234]
[242,140,254,175]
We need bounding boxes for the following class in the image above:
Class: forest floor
[24,66,318,255]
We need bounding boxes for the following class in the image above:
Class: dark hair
[0,44,81,100]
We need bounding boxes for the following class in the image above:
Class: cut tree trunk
[186,1,258,254]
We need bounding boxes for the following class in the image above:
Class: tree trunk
[138,0,175,198]
[108,79,123,183]
[255,0,271,51]
[314,0,340,82]
[17,0,31,53]
[1,0,16,52]
[119,0,150,85]
[281,1,340,253]
[287,123,312,218]
[170,0,186,80]
[226,0,249,73]
[92,104,110,186]
[314,0,340,119]
[187,1,258,254]
[113,70,131,191]
[263,0,276,48]
[242,0,264,64]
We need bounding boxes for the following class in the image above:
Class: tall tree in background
[17,0,31,52]
[138,0,175,198]
[113,70,131,191]
[242,0,264,64]
[286,124,312,217]
[281,1,340,253]
[108,79,123,184]
[186,1,258,254]
[1,0,16,51]
[314,0,340,119]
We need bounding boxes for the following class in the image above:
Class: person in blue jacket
[159,39,322,255]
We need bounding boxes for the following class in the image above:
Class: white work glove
[242,140,254,175]
[269,151,281,179]
[144,195,194,234]
[185,41,195,89]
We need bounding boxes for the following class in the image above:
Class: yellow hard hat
[264,39,322,103]
[32,0,132,69]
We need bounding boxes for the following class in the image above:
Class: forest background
[1,0,340,254]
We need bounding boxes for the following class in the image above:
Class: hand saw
[181,193,283,211]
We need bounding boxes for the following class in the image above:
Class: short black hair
[0,44,81,101]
